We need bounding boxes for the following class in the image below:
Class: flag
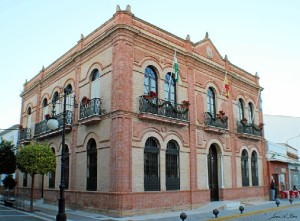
[173,51,179,82]
[225,76,229,97]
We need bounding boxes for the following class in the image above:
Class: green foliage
[2,174,16,189]
[0,138,16,174]
[16,142,56,176]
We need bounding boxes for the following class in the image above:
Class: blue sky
[1,0,300,130]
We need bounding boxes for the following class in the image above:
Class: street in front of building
[1,199,300,221]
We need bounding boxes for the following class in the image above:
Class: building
[17,5,267,216]
[0,124,19,186]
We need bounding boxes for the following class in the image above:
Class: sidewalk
[18,198,300,221]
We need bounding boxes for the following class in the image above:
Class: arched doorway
[208,144,219,201]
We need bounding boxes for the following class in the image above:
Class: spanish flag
[225,76,229,97]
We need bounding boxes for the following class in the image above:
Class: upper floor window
[65,84,73,111]
[87,138,97,191]
[42,98,48,120]
[247,102,254,123]
[164,72,176,103]
[238,99,244,121]
[207,87,216,117]
[166,140,180,190]
[27,107,32,129]
[251,151,259,186]
[52,91,60,114]
[144,137,160,191]
[91,69,100,99]
[144,66,157,96]
[241,149,249,186]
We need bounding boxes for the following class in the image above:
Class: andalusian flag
[225,75,229,97]
[173,51,179,82]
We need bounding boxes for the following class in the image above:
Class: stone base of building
[26,186,270,217]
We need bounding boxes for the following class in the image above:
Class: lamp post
[47,88,67,221]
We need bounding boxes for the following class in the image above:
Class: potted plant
[45,114,51,120]
[81,96,90,105]
[143,91,158,100]
[259,123,264,129]
[241,117,248,125]
[181,100,190,109]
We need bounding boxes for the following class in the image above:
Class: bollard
[213,209,219,218]
[180,212,187,221]
[275,199,280,207]
[239,205,245,214]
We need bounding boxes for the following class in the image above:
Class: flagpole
[218,71,228,111]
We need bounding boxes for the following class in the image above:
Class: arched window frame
[251,151,259,186]
[42,98,48,120]
[52,91,60,114]
[144,137,160,191]
[144,66,158,96]
[164,72,176,103]
[49,148,56,188]
[238,98,245,121]
[247,102,254,123]
[166,140,180,190]
[91,69,100,99]
[64,145,70,189]
[207,87,216,117]
[86,138,97,191]
[241,149,249,186]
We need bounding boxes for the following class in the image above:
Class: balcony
[138,96,189,126]
[19,128,31,144]
[204,112,229,134]
[78,98,102,125]
[34,110,73,139]
[237,121,263,140]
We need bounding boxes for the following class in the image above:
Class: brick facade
[17,5,268,217]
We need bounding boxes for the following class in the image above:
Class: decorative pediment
[194,33,225,66]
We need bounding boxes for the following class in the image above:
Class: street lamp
[46,88,67,221]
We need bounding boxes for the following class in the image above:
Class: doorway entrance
[208,144,219,201]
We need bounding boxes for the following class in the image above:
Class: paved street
[1,199,300,221]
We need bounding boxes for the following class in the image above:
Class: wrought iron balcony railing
[204,112,228,130]
[34,110,73,136]
[237,121,263,137]
[139,96,189,121]
[19,128,31,141]
[79,98,101,120]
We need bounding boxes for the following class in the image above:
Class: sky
[1,0,300,131]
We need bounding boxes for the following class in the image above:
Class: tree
[16,142,56,212]
[0,138,16,175]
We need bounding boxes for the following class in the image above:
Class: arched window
[91,69,100,99]
[64,145,70,189]
[164,72,176,103]
[241,150,249,186]
[251,151,259,186]
[42,98,48,120]
[207,87,216,117]
[87,138,97,191]
[238,99,244,121]
[49,148,56,188]
[144,137,160,191]
[248,102,254,123]
[52,91,60,114]
[144,66,157,96]
[166,140,180,190]
[27,107,32,130]
[65,84,73,112]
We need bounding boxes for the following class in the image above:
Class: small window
[144,66,157,96]
[23,172,28,187]
[238,99,244,121]
[164,72,176,103]
[64,145,70,189]
[87,139,97,191]
[241,150,249,186]
[166,140,180,190]
[207,87,216,117]
[248,103,254,123]
[144,137,160,191]
[251,151,259,186]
